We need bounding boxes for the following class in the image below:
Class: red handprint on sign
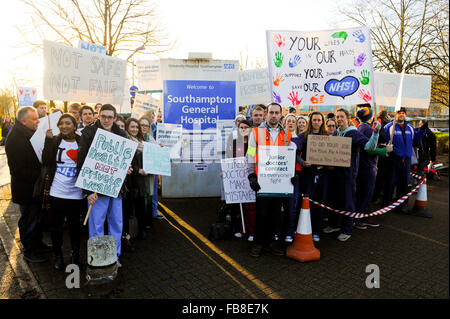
[287,91,303,106]
[274,34,285,47]
[310,94,324,104]
[273,73,285,87]
[358,89,372,102]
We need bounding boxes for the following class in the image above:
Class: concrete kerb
[0,183,47,299]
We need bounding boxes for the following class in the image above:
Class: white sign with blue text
[266,26,375,107]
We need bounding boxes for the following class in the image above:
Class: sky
[0,0,341,97]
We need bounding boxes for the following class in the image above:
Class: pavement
[0,146,448,300]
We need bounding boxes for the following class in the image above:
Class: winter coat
[5,120,41,204]
[384,121,425,160]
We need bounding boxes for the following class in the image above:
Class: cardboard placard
[75,129,137,197]
[156,123,183,159]
[142,142,171,176]
[306,135,351,167]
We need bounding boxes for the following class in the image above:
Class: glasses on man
[100,115,114,121]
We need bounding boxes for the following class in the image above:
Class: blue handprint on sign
[289,55,301,68]
[352,30,366,43]
[273,91,282,104]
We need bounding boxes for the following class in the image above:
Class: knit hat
[397,107,407,114]
[356,106,373,122]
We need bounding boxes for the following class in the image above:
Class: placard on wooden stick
[306,135,351,167]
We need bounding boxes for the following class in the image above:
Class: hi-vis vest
[251,127,292,175]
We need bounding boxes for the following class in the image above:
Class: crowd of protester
[2,99,437,268]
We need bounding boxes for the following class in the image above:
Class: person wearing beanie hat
[354,106,390,229]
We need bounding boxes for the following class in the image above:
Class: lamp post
[127,45,146,87]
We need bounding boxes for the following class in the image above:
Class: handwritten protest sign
[374,71,431,108]
[306,135,351,167]
[77,40,106,55]
[142,142,171,176]
[156,123,183,159]
[18,87,37,106]
[43,40,126,105]
[237,68,271,106]
[266,26,375,107]
[75,129,137,197]
[30,111,62,162]
[257,146,296,197]
[136,59,162,91]
[131,93,155,119]
[220,157,256,204]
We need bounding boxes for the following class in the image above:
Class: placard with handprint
[266,26,375,107]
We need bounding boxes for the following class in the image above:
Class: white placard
[156,123,183,159]
[136,59,162,91]
[18,87,37,107]
[30,111,62,163]
[77,40,106,55]
[237,68,271,106]
[266,26,375,107]
[75,129,137,198]
[142,142,171,176]
[220,157,256,204]
[216,119,235,159]
[43,40,126,105]
[131,93,154,119]
[374,71,431,108]
[257,146,296,197]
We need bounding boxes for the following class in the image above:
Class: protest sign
[266,26,375,107]
[374,71,431,108]
[77,40,106,55]
[237,68,271,106]
[136,59,162,91]
[43,40,126,105]
[216,119,235,159]
[160,59,238,130]
[131,93,155,119]
[257,146,296,197]
[156,123,183,159]
[306,135,351,167]
[75,129,137,197]
[220,157,256,204]
[18,87,37,107]
[142,142,171,176]
[30,111,62,162]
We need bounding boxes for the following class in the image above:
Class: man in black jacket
[5,106,49,262]
[77,104,128,267]
[416,120,437,176]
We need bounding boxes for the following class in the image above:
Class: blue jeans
[18,202,43,254]
[152,175,159,217]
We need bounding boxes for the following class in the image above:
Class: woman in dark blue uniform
[323,108,381,242]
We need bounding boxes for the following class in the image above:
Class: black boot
[54,251,64,271]
[71,250,80,266]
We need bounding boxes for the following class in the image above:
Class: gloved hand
[248,173,261,192]
[373,121,382,133]
[421,121,429,130]
[291,174,299,186]
[386,143,394,153]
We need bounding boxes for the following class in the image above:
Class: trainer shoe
[323,226,341,234]
[247,236,254,242]
[362,219,380,227]
[274,234,279,241]
[234,232,243,238]
[117,260,122,268]
[153,214,164,220]
[264,242,284,256]
[353,220,367,230]
[337,233,351,242]
[312,235,320,242]
[284,235,293,243]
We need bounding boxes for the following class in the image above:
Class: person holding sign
[324,108,381,242]
[123,118,149,240]
[42,113,85,270]
[77,104,128,266]
[294,112,330,242]
[246,102,297,257]
[383,107,427,213]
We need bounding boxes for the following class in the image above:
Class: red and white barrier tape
[308,175,425,219]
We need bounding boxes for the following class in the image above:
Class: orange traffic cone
[286,197,320,262]
[409,175,432,218]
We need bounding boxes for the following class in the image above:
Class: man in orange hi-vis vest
[246,103,298,258]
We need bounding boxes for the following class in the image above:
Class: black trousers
[122,195,146,235]
[49,196,86,255]
[255,196,290,246]
[18,202,43,254]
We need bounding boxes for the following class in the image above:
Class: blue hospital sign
[163,80,236,130]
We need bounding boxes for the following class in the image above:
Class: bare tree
[0,87,18,117]
[338,0,449,107]
[20,0,174,60]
